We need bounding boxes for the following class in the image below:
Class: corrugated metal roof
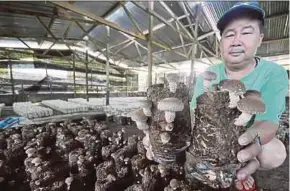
[0,12,47,38]
[0,1,288,67]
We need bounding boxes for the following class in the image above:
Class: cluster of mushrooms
[203,71,266,127]
[129,71,267,190]
[130,73,190,164]
[183,70,267,189]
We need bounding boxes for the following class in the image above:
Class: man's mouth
[229,51,244,56]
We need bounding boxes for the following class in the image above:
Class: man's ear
[257,33,264,47]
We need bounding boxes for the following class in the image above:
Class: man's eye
[242,32,252,35]
[225,34,234,38]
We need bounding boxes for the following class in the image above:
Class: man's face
[219,17,264,68]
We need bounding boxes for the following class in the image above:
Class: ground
[255,155,289,191]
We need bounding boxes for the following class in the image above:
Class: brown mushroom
[157,98,184,123]
[243,90,262,99]
[203,71,217,91]
[235,97,266,126]
[160,132,171,144]
[169,179,179,190]
[219,79,246,108]
[130,109,149,131]
[139,100,152,117]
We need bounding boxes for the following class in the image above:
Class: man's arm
[236,65,288,180]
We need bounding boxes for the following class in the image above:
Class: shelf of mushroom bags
[99,97,149,125]
[4,100,105,126]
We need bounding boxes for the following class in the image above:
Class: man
[190,2,288,190]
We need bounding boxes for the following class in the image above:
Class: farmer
[190,1,288,190]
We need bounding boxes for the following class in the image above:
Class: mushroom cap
[139,100,152,108]
[25,148,36,155]
[166,73,179,83]
[31,157,42,165]
[157,98,184,112]
[160,132,171,143]
[237,97,266,114]
[170,179,179,189]
[65,177,73,185]
[244,90,262,99]
[219,79,246,95]
[203,71,217,81]
[130,109,148,122]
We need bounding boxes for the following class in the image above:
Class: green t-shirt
[190,58,289,125]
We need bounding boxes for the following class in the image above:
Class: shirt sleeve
[190,75,204,109]
[255,67,289,124]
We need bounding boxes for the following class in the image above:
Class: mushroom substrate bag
[146,83,192,164]
[185,90,247,189]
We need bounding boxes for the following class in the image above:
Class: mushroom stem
[143,107,151,116]
[142,134,150,150]
[234,112,252,126]
[229,92,240,108]
[146,149,154,160]
[165,111,176,123]
[203,80,211,91]
[168,82,177,93]
[136,121,149,131]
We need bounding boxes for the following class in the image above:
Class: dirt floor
[255,155,289,191]
[109,123,289,191]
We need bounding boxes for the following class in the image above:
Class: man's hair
[220,10,264,35]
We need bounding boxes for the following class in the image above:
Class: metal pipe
[8,53,15,101]
[73,52,76,98]
[106,27,110,106]
[91,69,93,89]
[189,44,196,94]
[45,62,48,77]
[50,82,52,99]
[85,42,89,102]
[147,1,154,87]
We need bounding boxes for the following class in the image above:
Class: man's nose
[230,34,242,47]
